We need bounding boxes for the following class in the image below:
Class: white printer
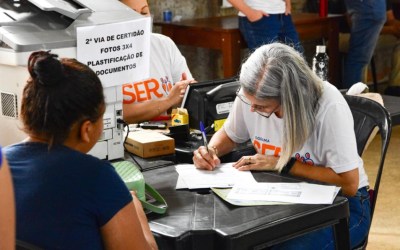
[0,0,150,160]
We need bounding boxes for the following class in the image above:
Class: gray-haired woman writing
[193,42,370,249]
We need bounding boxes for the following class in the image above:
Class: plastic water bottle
[312,45,329,81]
[163,10,172,22]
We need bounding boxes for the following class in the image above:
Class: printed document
[175,163,256,189]
[227,182,340,204]
[211,187,290,206]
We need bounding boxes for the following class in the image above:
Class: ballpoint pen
[199,121,209,152]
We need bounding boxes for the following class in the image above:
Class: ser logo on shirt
[123,76,173,104]
[253,139,281,156]
[253,137,315,166]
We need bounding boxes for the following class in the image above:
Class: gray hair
[239,43,323,171]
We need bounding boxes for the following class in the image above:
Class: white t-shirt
[238,0,286,16]
[224,81,368,189]
[123,33,192,107]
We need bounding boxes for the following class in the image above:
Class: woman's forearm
[123,97,173,124]
[290,162,359,196]
[209,128,236,157]
[133,196,158,250]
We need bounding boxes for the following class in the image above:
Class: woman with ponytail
[5,51,157,249]
[193,43,370,249]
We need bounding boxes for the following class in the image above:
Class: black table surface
[123,93,400,249]
[144,166,350,250]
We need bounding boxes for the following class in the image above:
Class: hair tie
[29,51,64,87]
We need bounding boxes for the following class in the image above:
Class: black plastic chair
[344,95,392,249]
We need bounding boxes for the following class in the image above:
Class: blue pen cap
[200,121,205,132]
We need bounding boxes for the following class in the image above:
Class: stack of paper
[175,163,256,189]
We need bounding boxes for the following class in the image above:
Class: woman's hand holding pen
[193,146,220,171]
[233,153,279,171]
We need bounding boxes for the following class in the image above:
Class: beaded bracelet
[281,157,296,174]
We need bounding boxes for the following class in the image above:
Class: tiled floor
[363,125,400,249]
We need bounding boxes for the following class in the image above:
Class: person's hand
[381,10,400,38]
[247,9,269,22]
[180,72,196,84]
[232,153,279,171]
[130,190,138,198]
[193,146,220,171]
[167,73,194,106]
[389,21,400,38]
[179,72,196,96]
[167,81,188,106]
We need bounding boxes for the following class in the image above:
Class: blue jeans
[271,187,371,250]
[342,0,386,88]
[239,14,304,53]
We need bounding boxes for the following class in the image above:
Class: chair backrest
[344,95,392,220]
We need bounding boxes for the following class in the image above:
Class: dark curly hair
[21,51,105,146]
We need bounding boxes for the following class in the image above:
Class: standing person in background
[121,0,196,124]
[193,43,370,249]
[382,6,400,95]
[5,51,157,250]
[227,0,304,53]
[342,0,386,88]
[0,147,15,250]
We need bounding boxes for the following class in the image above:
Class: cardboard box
[124,130,175,158]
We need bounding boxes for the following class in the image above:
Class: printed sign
[76,17,151,88]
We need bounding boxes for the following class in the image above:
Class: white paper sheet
[211,187,291,206]
[227,182,340,204]
[175,163,256,189]
[175,175,188,189]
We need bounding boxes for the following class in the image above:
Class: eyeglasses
[236,87,280,118]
